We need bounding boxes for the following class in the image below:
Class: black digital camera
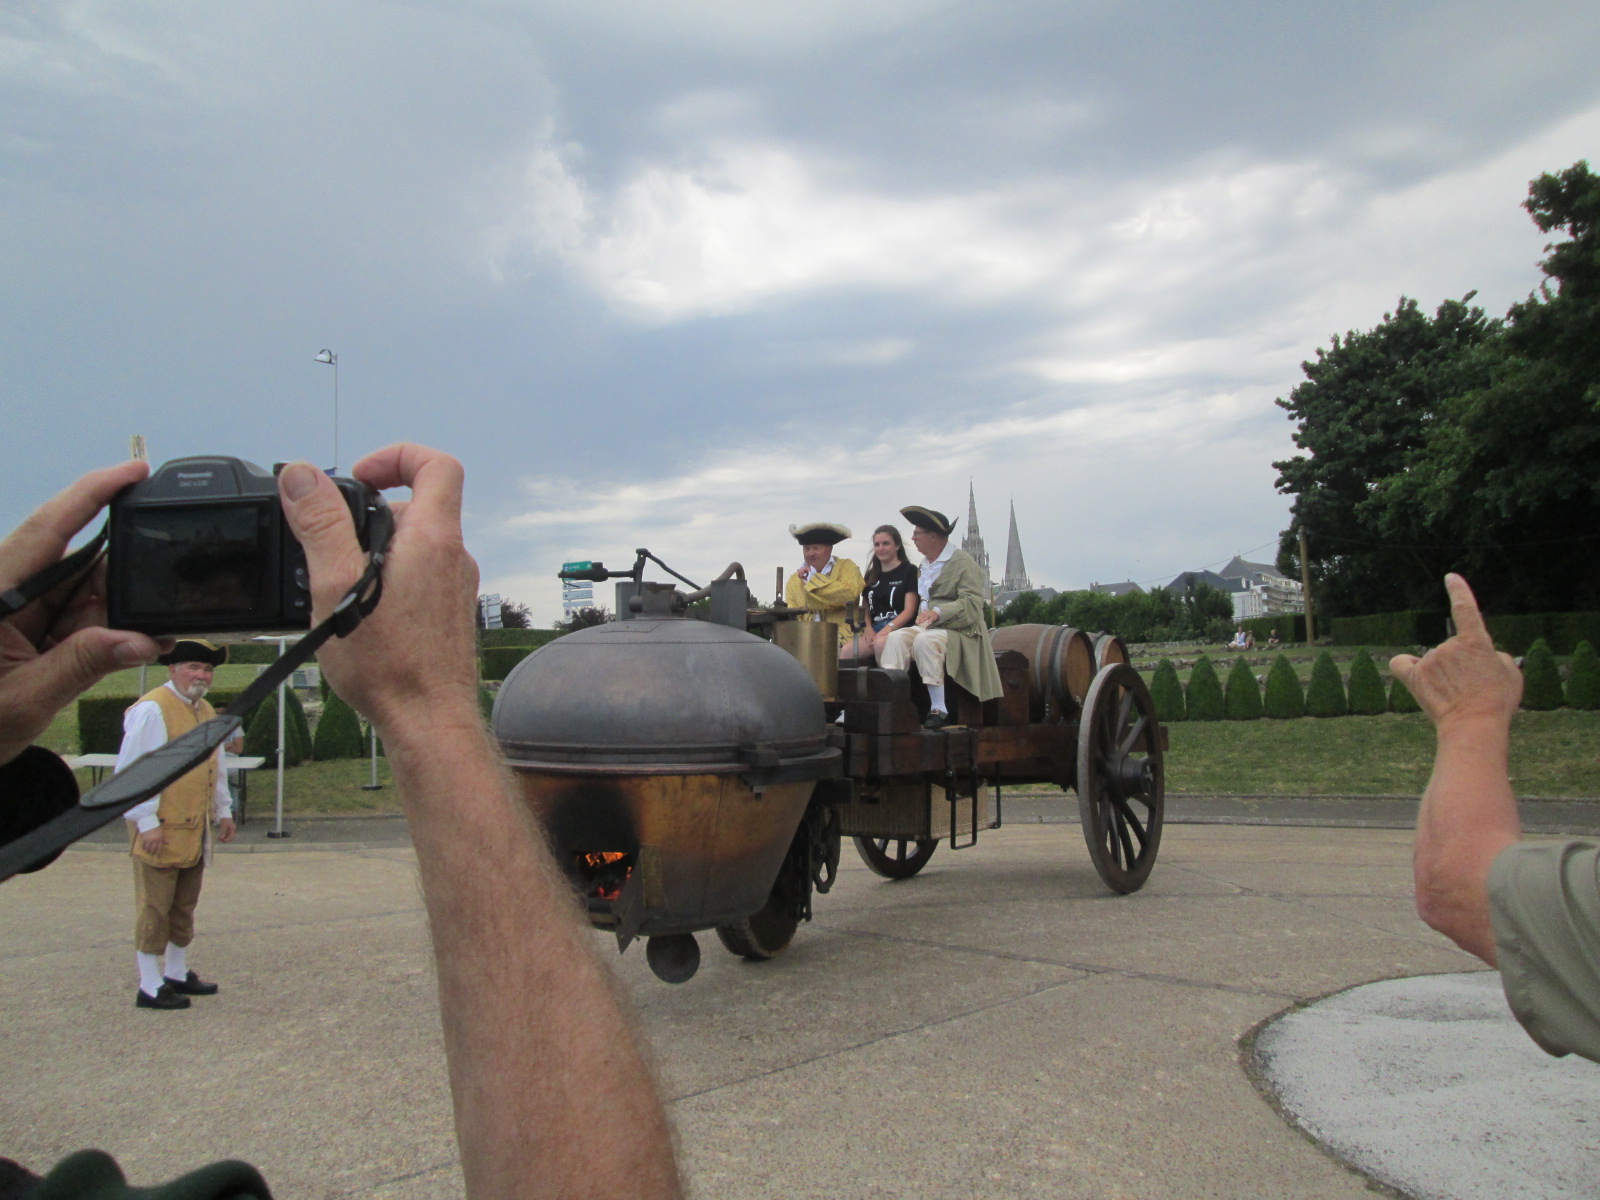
[106,456,381,636]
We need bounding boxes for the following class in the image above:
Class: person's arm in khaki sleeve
[279,446,680,1200]
[1390,573,1524,965]
[926,556,988,633]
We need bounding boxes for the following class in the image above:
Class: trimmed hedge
[1185,655,1224,721]
[1263,654,1305,719]
[1305,651,1348,718]
[77,689,245,755]
[1521,638,1565,710]
[244,690,311,766]
[220,642,280,665]
[1224,657,1263,720]
[1330,610,1450,648]
[1483,612,1600,657]
[1389,674,1421,713]
[1149,659,1186,723]
[481,645,549,682]
[1568,641,1600,710]
[311,691,365,760]
[1346,648,1388,716]
[479,628,563,650]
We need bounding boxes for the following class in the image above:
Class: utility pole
[1298,529,1316,646]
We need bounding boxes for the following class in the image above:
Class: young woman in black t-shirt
[840,524,920,663]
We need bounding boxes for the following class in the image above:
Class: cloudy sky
[5,1,1598,624]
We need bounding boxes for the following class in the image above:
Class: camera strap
[0,508,391,882]
[0,530,107,621]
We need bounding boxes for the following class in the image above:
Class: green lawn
[1163,709,1600,798]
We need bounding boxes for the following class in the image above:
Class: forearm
[1414,715,1523,964]
[385,711,680,1200]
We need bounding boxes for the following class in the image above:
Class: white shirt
[798,556,836,582]
[118,682,232,834]
[918,541,955,602]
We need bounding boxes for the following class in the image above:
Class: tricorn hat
[899,506,956,537]
[789,521,851,546]
[157,638,228,668]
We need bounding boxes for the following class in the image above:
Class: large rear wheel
[1076,663,1164,893]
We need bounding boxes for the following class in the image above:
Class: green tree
[1346,649,1388,716]
[1180,582,1234,640]
[1263,654,1305,719]
[244,691,310,766]
[1185,655,1224,721]
[1149,659,1186,723]
[1305,652,1348,718]
[1521,638,1565,710]
[1224,656,1263,721]
[998,591,1046,626]
[1567,641,1600,710]
[312,691,365,760]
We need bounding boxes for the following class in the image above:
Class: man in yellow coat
[118,638,237,1010]
[784,521,864,646]
[879,505,1003,729]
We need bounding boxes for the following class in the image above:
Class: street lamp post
[315,349,338,470]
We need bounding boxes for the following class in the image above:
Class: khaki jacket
[926,549,1003,703]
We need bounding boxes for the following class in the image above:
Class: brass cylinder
[773,620,840,701]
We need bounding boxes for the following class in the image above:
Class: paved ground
[11,815,1589,1199]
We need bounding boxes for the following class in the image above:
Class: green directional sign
[562,561,593,572]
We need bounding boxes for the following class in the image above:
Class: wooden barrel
[989,624,1095,719]
[1092,632,1128,671]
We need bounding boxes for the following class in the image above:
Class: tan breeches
[133,858,205,953]
[879,626,949,684]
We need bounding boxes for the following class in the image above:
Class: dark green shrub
[1389,673,1421,713]
[1484,613,1600,656]
[1262,655,1305,719]
[1330,611,1449,647]
[1568,641,1600,710]
[478,628,563,650]
[286,688,312,753]
[220,642,279,665]
[1184,656,1224,721]
[1346,648,1388,715]
[244,691,310,766]
[77,688,245,755]
[481,646,547,682]
[1521,638,1564,710]
[1148,659,1185,722]
[312,691,365,760]
[1242,615,1307,645]
[1224,656,1263,720]
[1305,651,1348,718]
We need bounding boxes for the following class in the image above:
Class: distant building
[1170,557,1303,620]
[1090,580,1144,597]
[960,483,990,583]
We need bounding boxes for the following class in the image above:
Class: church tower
[1001,501,1031,593]
[960,482,990,581]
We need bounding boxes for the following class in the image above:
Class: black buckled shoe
[922,710,951,731]
[136,984,191,1010]
[164,971,219,996]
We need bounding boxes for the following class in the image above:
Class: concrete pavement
[2,819,1593,1198]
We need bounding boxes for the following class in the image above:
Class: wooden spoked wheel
[1075,663,1164,893]
[853,836,938,880]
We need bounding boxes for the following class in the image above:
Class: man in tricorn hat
[784,521,864,646]
[117,638,237,1010]
[879,506,1002,729]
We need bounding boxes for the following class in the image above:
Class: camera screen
[122,505,272,618]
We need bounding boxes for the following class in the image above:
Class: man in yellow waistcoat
[118,638,237,1010]
[783,521,864,646]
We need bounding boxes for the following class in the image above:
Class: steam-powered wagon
[491,552,1166,982]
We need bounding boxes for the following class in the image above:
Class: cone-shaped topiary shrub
[285,687,312,755]
[1149,659,1185,722]
[244,690,310,765]
[1346,648,1387,715]
[1224,656,1263,720]
[1185,655,1224,721]
[1389,672,1421,713]
[312,690,365,760]
[1305,651,1348,718]
[1568,641,1600,711]
[1521,638,1565,710]
[1263,654,1305,719]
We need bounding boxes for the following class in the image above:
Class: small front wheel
[715,889,800,960]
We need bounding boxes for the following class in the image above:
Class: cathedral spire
[1002,500,1030,593]
[960,480,990,581]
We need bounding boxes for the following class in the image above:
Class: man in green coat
[878,505,1002,729]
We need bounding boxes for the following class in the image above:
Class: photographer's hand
[279,446,681,1200]
[0,462,163,766]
